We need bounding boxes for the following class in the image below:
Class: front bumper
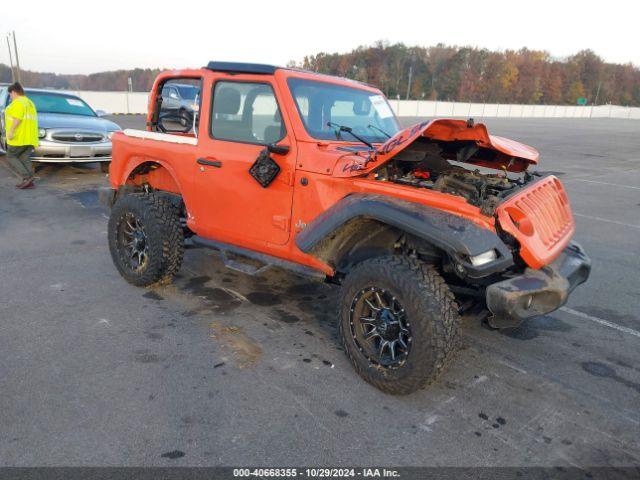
[486,242,591,328]
[32,139,112,163]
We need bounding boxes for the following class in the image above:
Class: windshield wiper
[326,122,374,150]
[366,124,391,139]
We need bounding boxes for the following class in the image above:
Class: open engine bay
[373,138,539,215]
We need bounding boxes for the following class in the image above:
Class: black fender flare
[295,194,513,277]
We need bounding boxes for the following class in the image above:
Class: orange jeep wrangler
[101,62,591,394]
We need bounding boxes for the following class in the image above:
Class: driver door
[189,77,296,248]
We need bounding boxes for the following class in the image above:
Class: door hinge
[272,215,290,232]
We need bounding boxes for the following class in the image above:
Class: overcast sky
[2,0,638,75]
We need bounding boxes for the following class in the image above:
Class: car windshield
[27,92,96,117]
[287,78,400,143]
[176,86,199,100]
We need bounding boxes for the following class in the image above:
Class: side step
[188,236,326,281]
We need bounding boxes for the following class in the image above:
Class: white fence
[71,90,640,119]
[392,100,640,120]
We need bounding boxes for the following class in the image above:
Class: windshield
[287,78,400,143]
[26,92,96,117]
[176,85,199,100]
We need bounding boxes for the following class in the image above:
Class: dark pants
[6,145,34,180]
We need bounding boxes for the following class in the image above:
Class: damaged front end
[334,119,591,327]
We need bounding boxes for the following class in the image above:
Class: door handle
[197,158,222,168]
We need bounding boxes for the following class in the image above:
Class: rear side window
[210,81,285,145]
[157,78,202,134]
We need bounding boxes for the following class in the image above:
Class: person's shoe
[16,178,30,189]
[18,177,35,189]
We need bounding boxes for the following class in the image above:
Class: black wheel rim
[117,212,149,272]
[349,287,412,368]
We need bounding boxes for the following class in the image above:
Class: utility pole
[406,64,413,100]
[593,81,602,106]
[12,31,21,83]
[6,34,15,82]
[405,50,415,100]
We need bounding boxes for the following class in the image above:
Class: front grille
[51,132,104,143]
[496,175,574,269]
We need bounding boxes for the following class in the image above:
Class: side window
[211,81,285,145]
[157,78,201,134]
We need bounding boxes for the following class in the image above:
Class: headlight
[469,249,498,267]
[107,131,118,140]
[38,128,46,139]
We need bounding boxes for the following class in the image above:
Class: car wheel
[100,162,110,174]
[338,255,460,395]
[108,193,184,286]
[179,109,189,127]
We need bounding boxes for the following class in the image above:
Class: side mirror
[158,113,192,134]
[95,110,107,117]
[268,144,290,155]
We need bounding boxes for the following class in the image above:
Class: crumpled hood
[37,112,121,132]
[333,119,539,177]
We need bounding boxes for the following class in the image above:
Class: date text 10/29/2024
[233,468,400,478]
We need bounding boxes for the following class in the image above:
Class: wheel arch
[123,159,183,195]
[295,194,514,277]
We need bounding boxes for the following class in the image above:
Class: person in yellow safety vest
[4,82,39,189]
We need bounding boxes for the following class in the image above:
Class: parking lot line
[571,179,640,191]
[573,213,640,230]
[560,306,640,339]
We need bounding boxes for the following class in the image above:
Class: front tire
[108,193,184,286]
[100,162,110,174]
[338,255,460,395]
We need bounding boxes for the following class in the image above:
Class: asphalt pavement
[0,117,638,468]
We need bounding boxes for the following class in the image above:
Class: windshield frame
[25,90,97,117]
[286,77,400,144]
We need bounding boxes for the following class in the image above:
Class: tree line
[2,41,639,106]
[0,64,162,93]
[292,41,640,106]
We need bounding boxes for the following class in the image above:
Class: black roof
[205,61,280,75]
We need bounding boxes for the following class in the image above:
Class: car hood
[333,119,539,177]
[37,112,121,132]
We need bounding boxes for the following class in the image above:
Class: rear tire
[108,193,184,286]
[338,255,459,395]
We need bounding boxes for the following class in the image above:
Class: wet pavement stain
[271,308,300,324]
[161,450,185,459]
[70,239,86,245]
[335,409,349,417]
[581,361,640,393]
[67,190,105,214]
[287,282,323,295]
[209,322,262,368]
[246,291,281,306]
[182,276,241,312]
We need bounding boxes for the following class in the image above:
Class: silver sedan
[0,88,121,172]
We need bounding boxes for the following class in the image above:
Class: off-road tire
[338,255,460,395]
[108,193,184,286]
